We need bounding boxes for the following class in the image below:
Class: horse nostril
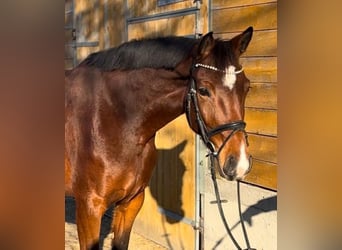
[228,155,237,168]
[223,156,237,176]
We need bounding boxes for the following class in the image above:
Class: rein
[186,63,256,250]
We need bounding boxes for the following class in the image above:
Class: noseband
[185,63,248,158]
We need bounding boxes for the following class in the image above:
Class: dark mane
[212,39,236,70]
[79,36,197,71]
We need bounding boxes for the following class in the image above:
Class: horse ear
[197,32,215,59]
[174,140,187,152]
[230,26,253,57]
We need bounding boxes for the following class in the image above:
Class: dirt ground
[65,197,167,250]
[65,222,167,250]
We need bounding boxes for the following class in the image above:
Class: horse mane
[79,36,197,71]
[210,39,235,70]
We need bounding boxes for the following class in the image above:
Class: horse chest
[103,141,157,202]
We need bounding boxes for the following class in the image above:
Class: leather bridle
[185,63,256,250]
[185,63,249,161]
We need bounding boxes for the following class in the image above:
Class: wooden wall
[211,0,278,190]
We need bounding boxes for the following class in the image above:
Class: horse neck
[109,68,189,144]
[141,70,189,140]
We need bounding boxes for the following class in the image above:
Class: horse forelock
[209,39,240,89]
[210,39,236,71]
[80,36,197,71]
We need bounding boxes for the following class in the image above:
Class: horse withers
[65,27,253,250]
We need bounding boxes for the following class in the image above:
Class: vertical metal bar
[208,0,212,32]
[195,1,203,248]
[124,0,128,42]
[71,0,77,67]
[195,133,207,250]
[103,0,109,49]
[195,134,201,250]
[200,193,204,250]
[195,0,202,37]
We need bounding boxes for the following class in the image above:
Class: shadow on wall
[149,140,187,223]
[148,140,188,249]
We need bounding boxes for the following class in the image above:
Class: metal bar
[74,41,99,47]
[71,0,77,67]
[157,207,197,228]
[208,0,212,32]
[195,134,201,250]
[157,0,184,7]
[65,42,99,48]
[103,0,109,48]
[127,7,199,24]
[195,3,203,248]
[195,0,202,37]
[124,0,128,42]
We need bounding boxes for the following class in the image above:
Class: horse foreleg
[75,194,106,250]
[111,191,145,250]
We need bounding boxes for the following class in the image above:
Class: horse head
[186,27,253,181]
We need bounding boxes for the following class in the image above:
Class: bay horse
[65,27,253,250]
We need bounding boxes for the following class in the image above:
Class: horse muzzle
[222,154,253,181]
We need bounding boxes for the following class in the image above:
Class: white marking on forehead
[236,143,250,178]
[223,65,237,90]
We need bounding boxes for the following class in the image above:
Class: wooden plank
[127,0,194,18]
[212,0,277,9]
[215,30,277,57]
[242,57,277,83]
[245,82,277,109]
[244,159,277,190]
[248,134,277,163]
[128,14,195,40]
[245,108,277,136]
[212,3,277,33]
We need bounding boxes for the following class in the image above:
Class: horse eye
[198,87,211,97]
